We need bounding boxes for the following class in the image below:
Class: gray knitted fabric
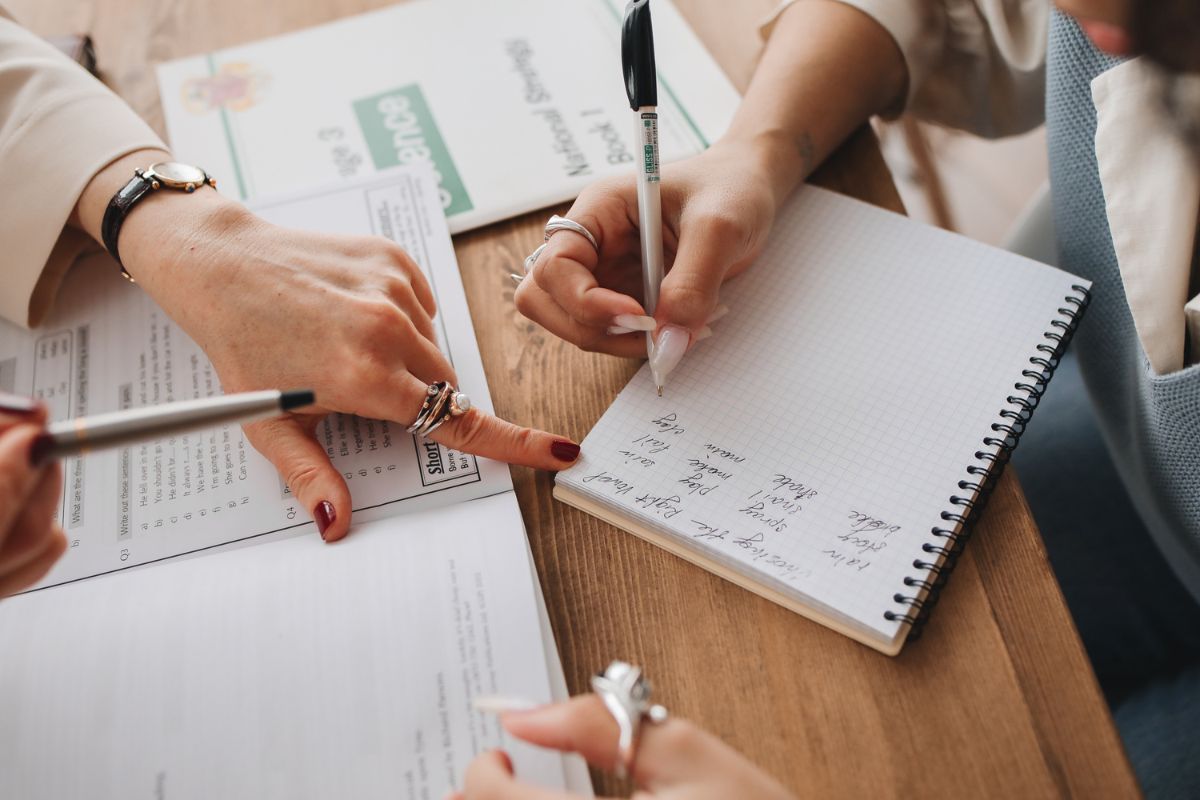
[1047,11,1200,599]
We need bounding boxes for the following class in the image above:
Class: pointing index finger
[428,408,580,472]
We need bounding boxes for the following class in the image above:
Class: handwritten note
[556,185,1089,650]
[572,406,888,589]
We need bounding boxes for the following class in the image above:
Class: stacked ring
[591,660,670,780]
[523,214,601,275]
[406,381,472,437]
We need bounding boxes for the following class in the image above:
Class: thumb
[655,214,747,332]
[243,414,352,542]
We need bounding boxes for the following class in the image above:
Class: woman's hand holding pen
[70,149,582,544]
[517,1,907,384]
[453,695,796,800]
[514,140,780,382]
[0,395,66,598]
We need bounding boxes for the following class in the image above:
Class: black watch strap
[101,171,155,281]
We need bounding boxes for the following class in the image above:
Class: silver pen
[31,389,315,466]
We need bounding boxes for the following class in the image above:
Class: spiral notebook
[554,186,1090,655]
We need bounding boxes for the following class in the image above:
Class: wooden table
[12,1,1141,796]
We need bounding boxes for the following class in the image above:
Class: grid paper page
[556,185,1088,650]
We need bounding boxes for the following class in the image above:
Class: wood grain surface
[8,0,1140,796]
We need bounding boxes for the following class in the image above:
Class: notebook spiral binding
[883,283,1092,638]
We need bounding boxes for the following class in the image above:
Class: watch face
[148,161,206,187]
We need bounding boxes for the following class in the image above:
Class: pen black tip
[281,390,316,411]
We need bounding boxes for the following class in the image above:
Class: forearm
[722,0,907,205]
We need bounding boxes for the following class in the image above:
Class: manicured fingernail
[706,304,730,324]
[612,314,656,331]
[496,750,514,775]
[473,695,540,714]
[650,325,690,388]
[0,392,39,415]
[550,440,581,462]
[606,325,638,335]
[29,433,55,468]
[314,500,336,540]
[694,325,714,341]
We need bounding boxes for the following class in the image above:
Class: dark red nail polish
[29,433,55,468]
[0,392,39,416]
[550,440,580,462]
[314,501,336,540]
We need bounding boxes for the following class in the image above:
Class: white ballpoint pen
[622,0,668,395]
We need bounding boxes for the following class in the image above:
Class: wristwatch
[101,161,217,281]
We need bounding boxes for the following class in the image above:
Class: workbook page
[0,166,510,590]
[557,186,1088,648]
[0,494,570,799]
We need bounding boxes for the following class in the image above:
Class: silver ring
[406,381,471,437]
[523,215,600,275]
[591,661,669,780]
[406,383,442,434]
[523,242,548,275]
[544,214,599,250]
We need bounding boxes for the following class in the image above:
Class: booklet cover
[156,0,739,233]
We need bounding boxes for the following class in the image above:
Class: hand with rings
[69,152,583,545]
[513,140,782,385]
[454,662,795,800]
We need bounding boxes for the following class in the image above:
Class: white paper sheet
[529,548,594,795]
[0,493,571,800]
[0,166,511,590]
[155,0,739,233]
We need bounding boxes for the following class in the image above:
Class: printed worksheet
[0,166,511,589]
[0,494,573,799]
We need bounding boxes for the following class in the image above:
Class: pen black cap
[622,0,657,110]
[280,389,317,411]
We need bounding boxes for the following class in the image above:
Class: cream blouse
[0,6,164,328]
[768,0,1200,374]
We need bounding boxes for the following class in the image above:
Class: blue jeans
[1013,350,1200,799]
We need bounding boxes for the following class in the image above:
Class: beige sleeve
[0,10,164,328]
[762,0,1049,137]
